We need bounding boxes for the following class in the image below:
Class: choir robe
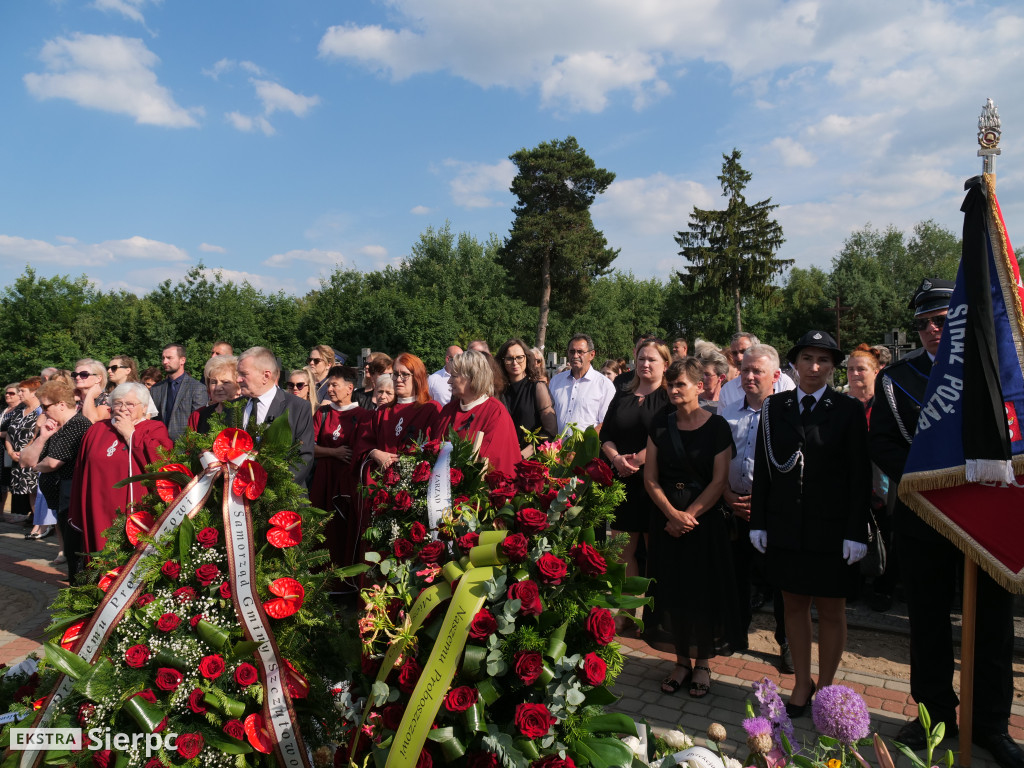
[353,400,441,465]
[310,402,368,570]
[70,418,173,556]
[436,397,521,477]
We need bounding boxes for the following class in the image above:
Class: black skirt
[766,545,857,598]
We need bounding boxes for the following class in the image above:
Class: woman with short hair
[846,343,882,422]
[0,384,21,515]
[7,378,43,525]
[372,374,395,409]
[496,338,557,458]
[436,350,521,476]
[74,359,110,422]
[188,355,240,434]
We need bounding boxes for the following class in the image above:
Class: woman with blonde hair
[73,359,109,422]
[188,355,240,434]
[286,367,320,419]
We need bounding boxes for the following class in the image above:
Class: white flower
[663,730,693,750]
[725,759,743,768]
[622,736,644,759]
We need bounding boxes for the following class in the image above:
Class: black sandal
[689,665,712,698]
[660,664,692,694]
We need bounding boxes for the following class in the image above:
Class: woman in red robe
[435,350,520,477]
[70,382,173,557]
[310,366,368,571]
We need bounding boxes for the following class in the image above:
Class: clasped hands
[748,529,868,564]
[611,452,642,477]
[665,508,698,538]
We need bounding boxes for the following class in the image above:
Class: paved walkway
[0,513,1021,767]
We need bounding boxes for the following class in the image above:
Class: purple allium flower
[812,685,871,744]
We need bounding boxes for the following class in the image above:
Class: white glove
[843,540,868,565]
[749,529,767,554]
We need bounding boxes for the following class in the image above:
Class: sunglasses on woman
[284,382,307,390]
[107,364,130,372]
[73,371,94,379]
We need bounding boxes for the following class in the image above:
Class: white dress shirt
[718,372,795,412]
[549,365,616,435]
[243,387,280,426]
[427,368,452,406]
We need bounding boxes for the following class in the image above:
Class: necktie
[800,394,816,426]
[246,398,259,430]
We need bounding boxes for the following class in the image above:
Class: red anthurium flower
[283,659,309,699]
[155,463,194,503]
[61,621,85,651]
[267,511,302,548]
[212,429,254,462]
[232,460,268,501]
[244,713,273,754]
[126,510,155,546]
[264,577,305,619]
[97,568,121,592]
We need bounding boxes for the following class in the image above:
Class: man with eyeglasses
[427,345,463,406]
[549,333,615,435]
[149,344,208,441]
[871,278,1022,767]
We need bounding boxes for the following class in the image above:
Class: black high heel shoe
[785,681,816,718]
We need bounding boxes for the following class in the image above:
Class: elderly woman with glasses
[6,378,43,525]
[436,350,521,476]
[70,382,172,557]
[286,367,320,419]
[73,359,110,423]
[187,355,240,434]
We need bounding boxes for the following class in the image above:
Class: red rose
[380,702,405,731]
[585,607,616,646]
[489,481,516,508]
[155,613,180,633]
[188,688,207,714]
[452,495,469,506]
[144,759,165,768]
[449,468,463,486]
[467,753,500,768]
[393,538,414,559]
[199,654,225,679]
[161,560,180,580]
[409,521,427,543]
[533,756,577,768]
[516,507,548,534]
[416,749,433,768]
[500,533,528,563]
[175,733,204,760]
[444,685,479,713]
[423,439,442,456]
[135,593,155,607]
[485,470,512,489]
[584,459,613,487]
[515,460,549,494]
[155,668,183,692]
[371,489,390,512]
[196,527,219,548]
[514,702,555,739]
[457,532,479,553]
[195,563,220,586]
[190,614,204,628]
[132,689,157,703]
[468,609,497,640]
[513,651,544,685]
[393,490,413,512]
[507,580,542,616]
[537,488,560,511]
[223,720,244,740]
[78,703,96,725]
[219,581,232,599]
[579,652,607,686]
[418,541,445,564]
[234,662,259,686]
[569,542,607,576]
[397,657,422,694]
[173,586,196,602]
[384,465,401,487]
[93,750,112,768]
[124,644,150,668]
[536,553,568,585]
[412,461,431,483]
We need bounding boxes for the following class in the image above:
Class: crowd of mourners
[2,276,1021,768]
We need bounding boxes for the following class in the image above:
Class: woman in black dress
[642,358,738,698]
[601,339,670,618]
[750,331,870,717]
[496,338,557,458]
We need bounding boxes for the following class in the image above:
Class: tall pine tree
[675,149,789,332]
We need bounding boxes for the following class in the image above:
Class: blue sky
[1,0,1022,295]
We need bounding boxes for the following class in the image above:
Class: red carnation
[160,560,180,580]
[579,652,607,686]
[457,532,479,553]
[196,527,219,548]
[533,756,577,768]
[514,702,555,739]
[172,586,196,602]
[124,644,150,668]
[513,651,544,685]
[234,662,259,686]
[468,609,497,640]
[449,468,463,486]
[393,538,414,559]
[155,668,183,692]
[585,607,616,646]
[195,563,220,586]
[500,533,528,563]
[188,688,207,714]
[393,490,413,512]
[536,553,568,585]
[569,542,607,576]
[412,461,431,483]
[223,720,244,740]
[199,654,225,679]
[507,580,543,616]
[409,521,427,543]
[155,613,180,633]
[443,685,478,713]
[397,657,422,694]
[516,507,548,534]
[175,733,204,760]
[418,541,445,564]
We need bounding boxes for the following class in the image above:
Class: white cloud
[592,174,714,236]
[770,137,816,168]
[0,234,189,267]
[263,248,346,268]
[199,242,226,253]
[358,245,388,258]
[92,0,157,26]
[203,58,264,79]
[539,51,668,113]
[226,111,274,136]
[24,34,200,128]
[444,158,515,208]
[252,79,321,117]
[410,205,432,215]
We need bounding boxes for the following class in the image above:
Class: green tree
[498,136,618,351]
[675,149,789,333]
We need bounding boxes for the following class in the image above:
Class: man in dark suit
[149,343,208,441]
[233,346,315,486]
[871,279,1022,768]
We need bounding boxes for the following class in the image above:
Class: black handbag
[860,506,887,577]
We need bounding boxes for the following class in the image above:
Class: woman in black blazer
[750,331,870,717]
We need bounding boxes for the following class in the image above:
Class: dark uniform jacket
[750,386,871,554]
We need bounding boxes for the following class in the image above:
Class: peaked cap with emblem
[909,277,954,316]
[786,329,843,365]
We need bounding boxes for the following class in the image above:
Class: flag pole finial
[978,98,1001,175]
